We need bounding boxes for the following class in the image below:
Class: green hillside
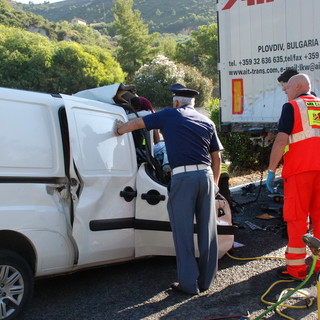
[13,0,216,34]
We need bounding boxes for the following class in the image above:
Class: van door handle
[141,190,166,205]
[120,186,137,202]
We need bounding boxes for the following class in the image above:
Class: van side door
[134,163,174,257]
[62,95,137,265]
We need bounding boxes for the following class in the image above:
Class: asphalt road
[17,180,318,320]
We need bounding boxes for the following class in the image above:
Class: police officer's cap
[170,83,199,98]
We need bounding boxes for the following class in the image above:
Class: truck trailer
[217,0,320,132]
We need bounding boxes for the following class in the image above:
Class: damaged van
[0,84,236,319]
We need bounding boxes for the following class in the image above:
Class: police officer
[266,74,320,280]
[114,84,223,294]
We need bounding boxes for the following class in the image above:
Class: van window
[0,101,60,176]
[71,109,136,174]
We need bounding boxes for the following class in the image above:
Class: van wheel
[0,250,34,320]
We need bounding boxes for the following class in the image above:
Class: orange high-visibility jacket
[282,95,320,179]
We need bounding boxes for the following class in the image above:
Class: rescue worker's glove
[266,170,275,193]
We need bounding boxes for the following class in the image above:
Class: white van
[0,84,235,320]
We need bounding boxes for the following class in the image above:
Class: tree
[82,45,125,85]
[112,0,158,78]
[0,0,31,29]
[180,64,213,107]
[67,23,111,50]
[133,55,184,107]
[133,55,212,108]
[157,34,177,60]
[0,24,53,91]
[1,0,113,49]
[175,23,219,92]
[0,24,124,94]
[48,42,125,94]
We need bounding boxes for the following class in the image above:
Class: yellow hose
[226,251,315,320]
[226,251,286,261]
[260,280,313,320]
[253,255,316,320]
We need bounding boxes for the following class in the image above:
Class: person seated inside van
[154,141,171,176]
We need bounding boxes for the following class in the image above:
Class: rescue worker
[218,155,231,205]
[114,83,223,294]
[278,68,317,96]
[266,74,320,280]
[277,68,299,91]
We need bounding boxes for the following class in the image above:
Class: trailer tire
[0,249,34,320]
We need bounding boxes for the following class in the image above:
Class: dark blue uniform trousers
[167,168,218,294]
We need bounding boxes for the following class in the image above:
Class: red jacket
[282,95,320,178]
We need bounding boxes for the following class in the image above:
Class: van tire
[0,249,34,320]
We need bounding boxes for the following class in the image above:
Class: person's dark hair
[277,68,299,83]
[130,97,142,110]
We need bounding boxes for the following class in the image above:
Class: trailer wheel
[0,249,34,320]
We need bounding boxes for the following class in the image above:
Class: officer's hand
[114,119,124,136]
[266,170,275,193]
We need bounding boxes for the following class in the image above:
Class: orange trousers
[283,171,320,278]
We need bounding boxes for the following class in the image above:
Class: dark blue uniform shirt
[143,105,223,169]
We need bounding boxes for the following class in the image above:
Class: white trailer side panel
[217,0,320,131]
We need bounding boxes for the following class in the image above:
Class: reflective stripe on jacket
[220,162,229,175]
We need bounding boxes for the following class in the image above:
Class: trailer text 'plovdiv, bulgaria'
[217,0,320,132]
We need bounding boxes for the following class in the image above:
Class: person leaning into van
[266,74,320,280]
[130,96,161,144]
[114,84,223,295]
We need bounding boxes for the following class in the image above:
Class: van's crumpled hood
[73,83,121,105]
[73,83,136,105]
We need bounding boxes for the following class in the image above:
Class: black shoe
[170,283,199,295]
[276,267,305,281]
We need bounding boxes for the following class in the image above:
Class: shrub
[0,25,53,91]
[210,100,271,174]
[133,55,213,107]
[179,63,213,107]
[0,24,124,94]
[133,55,184,107]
